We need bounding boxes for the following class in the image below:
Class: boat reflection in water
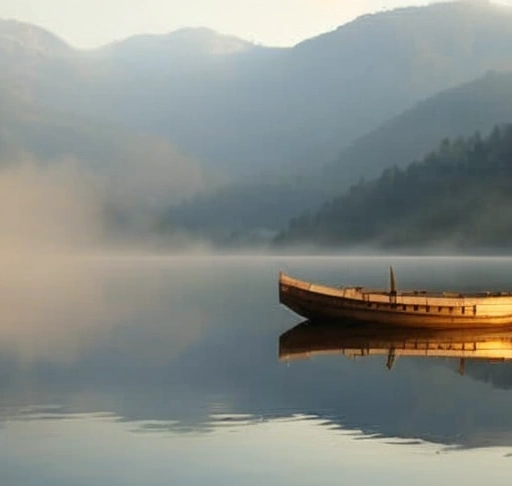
[279,320,512,374]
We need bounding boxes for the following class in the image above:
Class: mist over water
[3,217,512,485]
[0,160,141,362]
[0,161,105,254]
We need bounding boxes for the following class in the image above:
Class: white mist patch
[0,160,111,361]
[0,161,213,362]
[0,161,105,255]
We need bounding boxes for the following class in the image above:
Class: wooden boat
[279,320,512,371]
[279,269,512,328]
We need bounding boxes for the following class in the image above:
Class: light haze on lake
[2,255,512,485]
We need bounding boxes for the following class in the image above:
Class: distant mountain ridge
[102,27,256,58]
[5,2,512,245]
[0,18,70,55]
[4,1,512,178]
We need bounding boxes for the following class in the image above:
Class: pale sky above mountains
[2,0,503,49]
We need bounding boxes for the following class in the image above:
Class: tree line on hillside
[276,124,512,250]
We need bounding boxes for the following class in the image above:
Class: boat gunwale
[279,272,512,304]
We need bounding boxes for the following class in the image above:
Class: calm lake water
[3,255,512,485]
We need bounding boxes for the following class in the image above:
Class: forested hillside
[163,70,512,242]
[324,70,512,185]
[276,124,512,250]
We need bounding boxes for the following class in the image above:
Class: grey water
[2,255,512,485]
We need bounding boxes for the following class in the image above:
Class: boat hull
[279,273,512,328]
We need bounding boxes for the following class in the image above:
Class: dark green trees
[277,125,512,250]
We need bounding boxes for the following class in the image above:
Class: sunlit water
[2,255,512,485]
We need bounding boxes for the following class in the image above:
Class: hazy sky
[0,0,472,48]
